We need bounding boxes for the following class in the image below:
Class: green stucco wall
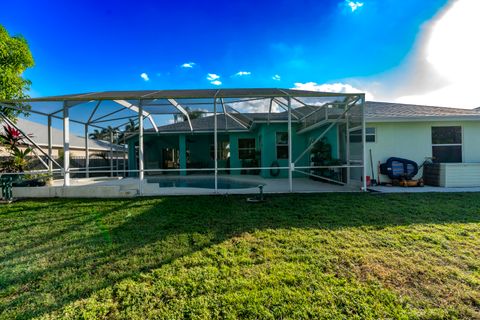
[228,131,259,175]
[259,123,309,178]
[128,138,137,176]
[127,123,340,178]
[184,133,229,170]
[307,125,339,159]
[185,134,213,168]
[179,134,186,175]
[127,135,179,176]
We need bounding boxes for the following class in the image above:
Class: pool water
[147,177,261,189]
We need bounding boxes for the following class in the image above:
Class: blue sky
[1,0,450,98]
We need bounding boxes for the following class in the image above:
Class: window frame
[275,132,289,160]
[349,127,376,143]
[210,141,230,160]
[238,138,256,160]
[431,126,463,163]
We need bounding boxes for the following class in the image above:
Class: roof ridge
[14,118,121,150]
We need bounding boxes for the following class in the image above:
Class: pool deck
[14,175,480,198]
[12,175,361,198]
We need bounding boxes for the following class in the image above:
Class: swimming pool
[147,177,261,189]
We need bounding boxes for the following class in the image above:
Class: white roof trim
[366,115,480,122]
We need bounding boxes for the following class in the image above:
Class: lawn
[0,193,479,319]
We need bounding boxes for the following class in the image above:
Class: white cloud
[227,99,280,113]
[287,1,479,109]
[293,82,374,100]
[140,73,149,81]
[207,73,222,85]
[206,73,220,81]
[234,71,251,76]
[394,0,480,108]
[396,82,480,108]
[181,62,195,68]
[272,74,281,81]
[345,1,364,12]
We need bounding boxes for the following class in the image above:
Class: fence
[0,156,128,179]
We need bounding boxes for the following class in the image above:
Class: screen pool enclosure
[0,88,367,196]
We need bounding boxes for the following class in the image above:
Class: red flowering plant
[0,124,33,172]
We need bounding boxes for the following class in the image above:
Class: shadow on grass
[0,192,479,319]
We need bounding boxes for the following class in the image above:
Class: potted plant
[310,138,342,182]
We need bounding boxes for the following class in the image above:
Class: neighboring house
[126,101,480,186]
[1,117,124,157]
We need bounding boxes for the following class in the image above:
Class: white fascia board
[366,116,480,123]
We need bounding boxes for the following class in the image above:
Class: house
[126,100,480,187]
[1,117,125,157]
[3,88,480,194]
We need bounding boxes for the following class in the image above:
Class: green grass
[0,193,479,319]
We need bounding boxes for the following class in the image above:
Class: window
[276,132,289,159]
[210,141,230,160]
[366,127,376,142]
[349,127,376,143]
[432,126,462,163]
[238,138,256,160]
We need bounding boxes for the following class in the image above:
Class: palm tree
[125,119,138,133]
[89,126,120,141]
[88,129,103,140]
[118,119,138,141]
[182,107,204,121]
[189,110,204,120]
[102,126,120,141]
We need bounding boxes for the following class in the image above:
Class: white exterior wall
[365,120,480,183]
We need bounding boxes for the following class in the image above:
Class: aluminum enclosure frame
[0,88,367,194]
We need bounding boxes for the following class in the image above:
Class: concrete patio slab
[369,185,480,193]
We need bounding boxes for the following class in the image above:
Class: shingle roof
[365,101,480,120]
[11,118,123,151]
[156,115,247,132]
[150,101,480,133]
[150,111,301,133]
